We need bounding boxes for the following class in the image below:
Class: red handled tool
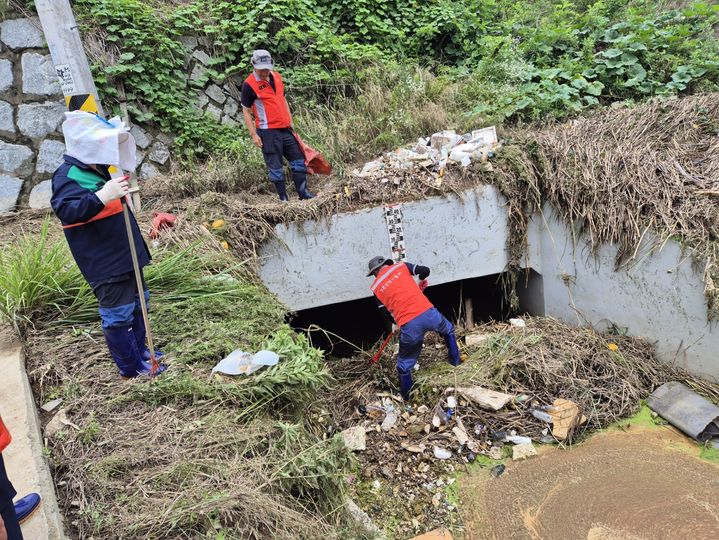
[372,330,396,364]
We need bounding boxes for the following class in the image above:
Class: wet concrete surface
[459,426,719,539]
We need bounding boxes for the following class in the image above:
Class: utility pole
[35,0,141,209]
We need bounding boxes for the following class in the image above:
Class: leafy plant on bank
[60,0,719,159]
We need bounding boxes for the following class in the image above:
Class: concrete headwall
[538,205,719,380]
[259,186,516,311]
[259,186,719,380]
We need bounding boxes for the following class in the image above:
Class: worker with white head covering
[50,111,166,378]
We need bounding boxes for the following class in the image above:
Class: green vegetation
[54,0,719,161]
[0,226,361,538]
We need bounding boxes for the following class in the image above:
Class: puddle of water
[459,425,719,539]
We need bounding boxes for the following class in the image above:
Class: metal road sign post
[35,0,141,210]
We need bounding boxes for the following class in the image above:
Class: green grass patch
[699,445,719,463]
[608,403,668,431]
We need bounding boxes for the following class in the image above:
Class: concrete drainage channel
[259,185,719,380]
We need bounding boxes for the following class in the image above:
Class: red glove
[419,279,428,291]
[148,211,177,239]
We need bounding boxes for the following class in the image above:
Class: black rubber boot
[272,180,289,201]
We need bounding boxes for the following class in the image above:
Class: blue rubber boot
[398,371,414,401]
[14,492,41,524]
[133,311,164,362]
[292,171,315,200]
[103,326,165,378]
[103,326,144,378]
[445,331,461,366]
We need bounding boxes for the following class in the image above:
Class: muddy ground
[460,425,719,540]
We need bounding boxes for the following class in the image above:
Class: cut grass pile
[0,226,366,539]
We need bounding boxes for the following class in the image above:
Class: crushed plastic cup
[212,349,279,375]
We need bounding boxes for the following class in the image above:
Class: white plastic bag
[61,111,137,171]
[212,349,279,375]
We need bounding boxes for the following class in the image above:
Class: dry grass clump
[501,93,719,316]
[144,161,493,263]
[327,317,719,442]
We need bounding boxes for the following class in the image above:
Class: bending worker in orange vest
[241,49,314,201]
[367,256,461,400]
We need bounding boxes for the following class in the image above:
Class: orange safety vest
[0,416,11,453]
[244,71,292,129]
[371,262,433,327]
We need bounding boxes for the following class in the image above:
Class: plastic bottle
[506,435,532,445]
[530,409,553,423]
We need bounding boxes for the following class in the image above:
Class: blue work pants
[396,307,460,399]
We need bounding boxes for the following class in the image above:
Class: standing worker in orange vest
[367,256,461,400]
[241,49,315,201]
[0,415,41,540]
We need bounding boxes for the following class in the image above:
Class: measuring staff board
[384,203,406,262]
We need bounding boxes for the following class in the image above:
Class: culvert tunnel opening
[289,269,544,357]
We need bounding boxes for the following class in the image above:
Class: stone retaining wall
[0,9,246,214]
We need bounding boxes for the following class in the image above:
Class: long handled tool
[372,330,396,364]
[120,188,159,375]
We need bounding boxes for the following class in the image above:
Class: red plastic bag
[293,132,332,176]
[148,211,177,239]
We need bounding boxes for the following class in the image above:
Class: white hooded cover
[61,110,137,171]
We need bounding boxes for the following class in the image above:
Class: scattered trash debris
[45,409,79,439]
[506,435,532,445]
[509,318,526,328]
[212,349,279,375]
[446,395,457,408]
[548,398,586,440]
[351,127,501,182]
[488,446,503,460]
[530,409,553,423]
[539,434,556,444]
[455,386,513,411]
[647,381,719,441]
[490,464,506,478]
[512,443,537,460]
[40,398,63,412]
[433,446,452,460]
[491,430,507,442]
[433,409,449,427]
[409,527,453,540]
[464,332,491,346]
[452,426,469,446]
[340,426,367,451]
[345,498,385,538]
[381,410,398,432]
